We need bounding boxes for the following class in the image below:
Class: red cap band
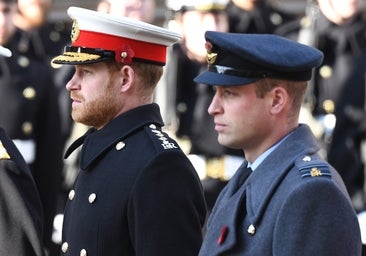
[73,30,167,64]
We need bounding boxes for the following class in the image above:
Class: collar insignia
[0,141,10,160]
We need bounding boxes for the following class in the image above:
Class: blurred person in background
[276,0,366,214]
[226,0,297,34]
[0,43,44,256]
[13,0,72,148]
[329,47,366,253]
[165,0,245,218]
[0,0,63,254]
[12,0,70,63]
[97,0,156,24]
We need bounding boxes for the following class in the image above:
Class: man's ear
[270,86,287,114]
[119,65,135,93]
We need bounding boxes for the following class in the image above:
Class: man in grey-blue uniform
[51,7,206,256]
[195,31,362,255]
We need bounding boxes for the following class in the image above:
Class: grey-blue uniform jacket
[200,124,362,255]
[61,103,206,255]
[0,128,44,256]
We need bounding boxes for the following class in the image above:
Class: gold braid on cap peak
[53,52,101,63]
[51,46,116,67]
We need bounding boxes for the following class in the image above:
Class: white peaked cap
[52,6,182,66]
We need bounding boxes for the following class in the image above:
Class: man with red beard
[51,6,206,256]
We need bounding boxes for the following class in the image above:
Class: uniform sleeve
[0,151,44,255]
[273,179,362,256]
[128,150,206,256]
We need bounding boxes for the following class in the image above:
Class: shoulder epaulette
[295,155,332,179]
[0,140,11,160]
[144,124,179,151]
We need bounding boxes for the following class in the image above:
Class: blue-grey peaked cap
[194,31,324,86]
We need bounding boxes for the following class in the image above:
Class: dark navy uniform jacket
[200,124,362,255]
[61,103,206,255]
[0,29,64,249]
[0,128,44,256]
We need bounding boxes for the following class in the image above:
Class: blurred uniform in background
[276,0,366,213]
[0,43,44,256]
[0,0,64,254]
[13,0,72,142]
[331,49,366,253]
[12,0,70,63]
[226,0,298,34]
[165,0,245,216]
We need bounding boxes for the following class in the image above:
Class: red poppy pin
[115,45,134,64]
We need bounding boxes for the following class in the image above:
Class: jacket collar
[203,124,320,255]
[245,124,320,228]
[64,103,164,170]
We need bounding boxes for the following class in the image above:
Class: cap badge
[205,41,217,65]
[70,19,80,43]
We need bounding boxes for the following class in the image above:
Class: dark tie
[237,165,252,191]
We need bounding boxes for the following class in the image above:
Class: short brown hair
[255,78,307,118]
[107,60,163,96]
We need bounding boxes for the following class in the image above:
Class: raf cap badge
[205,41,217,65]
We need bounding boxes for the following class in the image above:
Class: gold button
[323,99,335,114]
[68,190,75,200]
[80,249,87,256]
[23,87,36,99]
[22,122,33,135]
[319,65,332,78]
[88,193,97,204]
[17,56,30,67]
[116,141,125,151]
[61,242,68,253]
